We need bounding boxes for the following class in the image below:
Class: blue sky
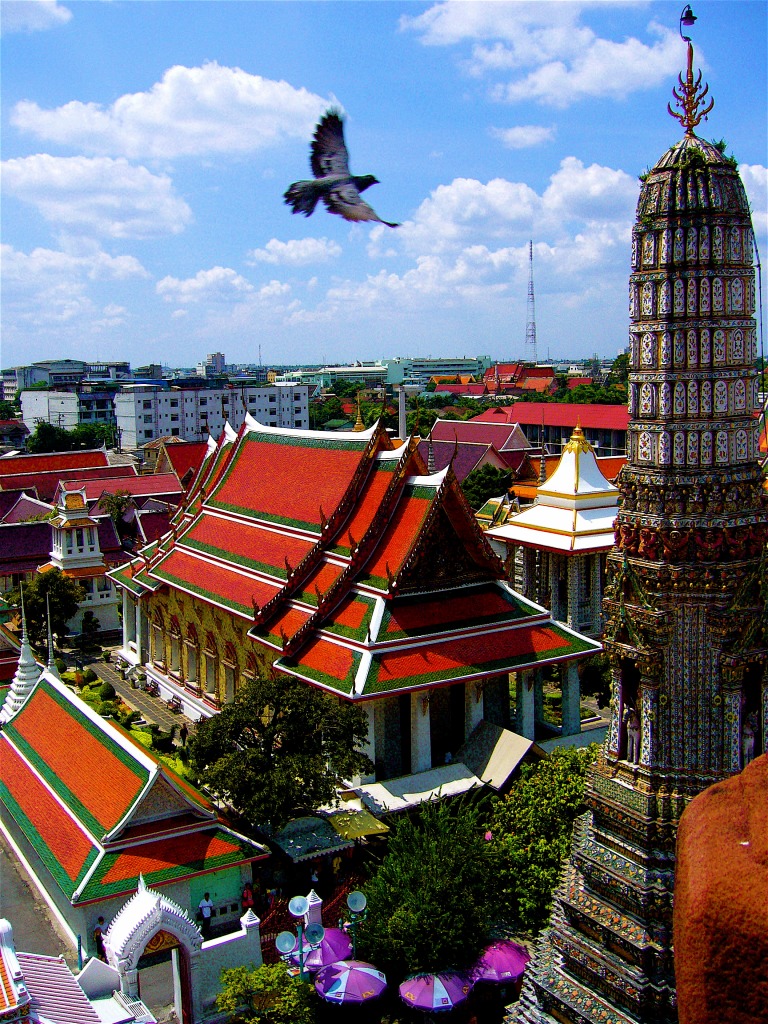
[2,0,766,370]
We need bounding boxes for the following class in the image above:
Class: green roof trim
[79,826,263,901]
[0,775,100,899]
[5,681,148,836]
[107,561,145,597]
[182,533,290,581]
[150,557,254,619]
[324,595,377,641]
[275,648,362,696]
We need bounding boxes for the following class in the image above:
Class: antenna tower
[525,240,538,364]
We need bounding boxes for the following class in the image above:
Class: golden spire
[668,5,713,137]
[353,392,365,432]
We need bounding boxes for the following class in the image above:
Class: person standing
[93,917,107,961]
[197,893,213,938]
[241,882,254,914]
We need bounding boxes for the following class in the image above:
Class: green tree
[98,490,135,541]
[461,464,512,510]
[358,797,500,976]
[78,610,101,650]
[487,745,598,933]
[26,421,73,453]
[0,401,18,419]
[9,569,85,648]
[216,964,317,1024]
[188,674,373,828]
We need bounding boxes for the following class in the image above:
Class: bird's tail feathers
[283,180,322,217]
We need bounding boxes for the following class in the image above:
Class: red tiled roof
[416,440,499,483]
[150,547,281,617]
[210,432,371,531]
[362,485,434,586]
[523,367,555,379]
[75,474,181,503]
[299,559,346,603]
[1,740,97,891]
[381,586,531,639]
[183,513,313,578]
[430,419,527,450]
[0,450,107,476]
[472,403,629,431]
[567,377,594,388]
[332,461,397,553]
[0,465,133,503]
[9,685,148,834]
[162,441,209,484]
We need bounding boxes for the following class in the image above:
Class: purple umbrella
[314,960,387,1004]
[290,927,352,973]
[399,972,473,1012]
[472,940,531,984]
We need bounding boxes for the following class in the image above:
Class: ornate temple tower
[514,14,768,1024]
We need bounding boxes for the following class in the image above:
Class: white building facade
[114,383,309,448]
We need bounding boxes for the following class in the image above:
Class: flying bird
[284,109,400,228]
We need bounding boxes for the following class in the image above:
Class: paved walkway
[83,654,197,739]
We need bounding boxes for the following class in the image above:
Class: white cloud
[491,124,555,149]
[156,266,254,305]
[247,237,342,266]
[1,1,71,35]
[1,242,147,330]
[12,62,332,159]
[740,164,768,239]
[1,155,192,238]
[402,4,683,108]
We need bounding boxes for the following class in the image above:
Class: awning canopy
[325,806,390,841]
[271,816,354,863]
[456,721,544,791]
[355,763,485,816]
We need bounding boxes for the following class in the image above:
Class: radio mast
[525,240,538,364]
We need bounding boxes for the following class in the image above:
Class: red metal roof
[72,473,182,503]
[473,403,629,431]
[161,440,209,484]
[0,450,108,476]
[0,465,133,503]
[430,419,528,450]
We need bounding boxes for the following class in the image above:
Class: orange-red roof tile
[151,547,281,618]
[362,485,433,585]
[183,513,313,578]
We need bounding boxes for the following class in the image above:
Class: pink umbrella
[399,972,473,1012]
[472,940,531,984]
[289,927,352,973]
[314,960,387,1004]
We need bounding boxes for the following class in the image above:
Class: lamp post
[338,890,367,959]
[679,4,696,43]
[275,895,326,982]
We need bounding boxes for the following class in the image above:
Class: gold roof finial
[353,392,365,432]
[668,5,713,137]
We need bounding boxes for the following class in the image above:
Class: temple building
[485,426,619,641]
[515,21,768,1024]
[0,623,267,963]
[110,419,599,793]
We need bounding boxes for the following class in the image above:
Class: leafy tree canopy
[188,674,373,829]
[487,745,598,933]
[0,401,18,419]
[216,964,317,1024]
[461,464,512,511]
[358,796,501,977]
[26,421,114,454]
[9,569,85,648]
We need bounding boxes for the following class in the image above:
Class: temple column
[464,680,484,739]
[567,558,579,630]
[515,671,535,739]
[561,661,582,737]
[410,690,432,774]
[534,670,545,727]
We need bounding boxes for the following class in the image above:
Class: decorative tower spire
[353,393,365,432]
[515,8,767,1024]
[668,5,714,137]
[0,587,42,723]
[46,593,61,680]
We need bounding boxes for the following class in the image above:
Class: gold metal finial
[668,5,713,136]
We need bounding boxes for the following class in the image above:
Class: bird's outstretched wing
[324,184,399,228]
[311,110,350,178]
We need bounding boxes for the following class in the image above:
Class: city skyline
[2,0,766,369]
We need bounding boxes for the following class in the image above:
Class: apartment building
[114,383,310,449]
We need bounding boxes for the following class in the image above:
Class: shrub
[83,667,98,684]
[55,658,67,675]
[99,681,116,702]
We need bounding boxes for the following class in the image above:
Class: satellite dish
[305,923,326,946]
[275,931,296,956]
[288,895,309,919]
[347,890,367,914]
